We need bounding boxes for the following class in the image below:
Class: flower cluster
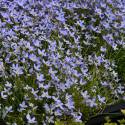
[0,0,125,124]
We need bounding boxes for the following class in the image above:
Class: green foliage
[104,123,117,125]
[113,48,125,82]
[103,108,125,125]
[55,120,84,125]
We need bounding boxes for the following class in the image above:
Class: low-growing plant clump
[0,0,125,124]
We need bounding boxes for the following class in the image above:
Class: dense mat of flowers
[0,0,125,124]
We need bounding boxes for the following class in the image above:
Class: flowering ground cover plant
[0,0,125,125]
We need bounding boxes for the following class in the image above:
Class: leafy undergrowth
[55,120,84,125]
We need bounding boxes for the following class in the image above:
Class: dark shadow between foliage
[0,119,6,125]
[86,100,125,125]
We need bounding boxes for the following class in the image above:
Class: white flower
[16,0,26,6]
[20,101,28,108]
[18,101,28,112]
[34,64,41,71]
[33,40,40,47]
[37,73,45,82]
[80,78,86,85]
[65,94,74,109]
[95,7,102,15]
[12,64,23,75]
[71,112,82,123]
[101,81,108,86]
[100,46,106,52]
[5,81,12,88]
[86,98,97,107]
[1,91,8,99]
[2,106,13,119]
[54,109,62,116]
[29,54,38,62]
[26,114,37,124]
[117,84,124,94]
[31,88,39,97]
[46,116,54,123]
[97,95,106,104]
[81,91,90,99]
[41,91,51,99]
[0,61,5,76]
[24,85,32,90]
[0,61,4,72]
[5,106,13,113]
